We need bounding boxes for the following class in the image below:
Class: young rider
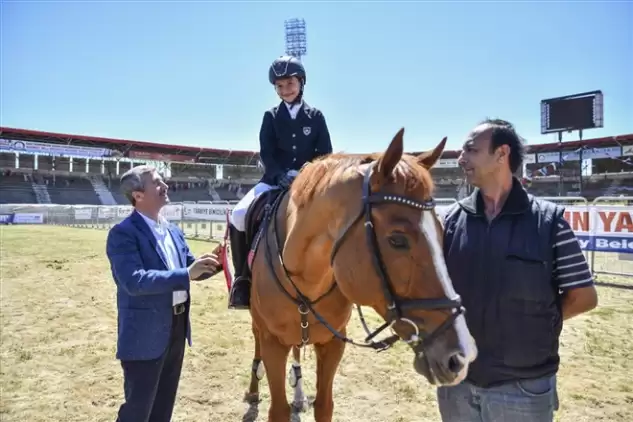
[227,55,333,310]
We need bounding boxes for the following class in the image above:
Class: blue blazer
[106,210,211,361]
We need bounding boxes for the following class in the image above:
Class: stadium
[1,126,632,201]
[2,124,633,422]
[1,125,633,271]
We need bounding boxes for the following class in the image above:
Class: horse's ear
[417,136,447,169]
[376,128,404,180]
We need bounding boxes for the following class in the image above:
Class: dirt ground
[1,225,631,422]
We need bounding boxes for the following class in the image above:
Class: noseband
[266,163,464,353]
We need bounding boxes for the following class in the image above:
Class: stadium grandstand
[1,126,632,206]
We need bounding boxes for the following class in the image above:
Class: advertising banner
[182,203,232,221]
[0,138,115,158]
[11,213,44,224]
[162,204,183,220]
[563,206,633,254]
[74,208,93,220]
[0,214,14,224]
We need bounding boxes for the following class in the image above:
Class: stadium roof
[0,126,260,166]
[524,133,633,153]
[2,126,632,162]
[412,132,633,158]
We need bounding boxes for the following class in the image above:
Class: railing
[1,196,631,278]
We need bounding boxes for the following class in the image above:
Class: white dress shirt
[284,100,303,119]
[138,211,188,306]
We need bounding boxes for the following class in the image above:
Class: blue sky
[2,1,632,155]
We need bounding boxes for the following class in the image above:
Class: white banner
[174,203,632,235]
[0,138,115,158]
[561,205,632,253]
[176,202,632,253]
[117,206,133,218]
[74,208,93,220]
[162,204,183,220]
[182,203,232,221]
[435,159,459,168]
[537,151,582,163]
[523,153,536,164]
[563,206,633,236]
[537,152,561,164]
[12,213,44,224]
[98,207,115,219]
[582,146,621,160]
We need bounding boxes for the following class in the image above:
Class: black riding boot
[228,223,251,310]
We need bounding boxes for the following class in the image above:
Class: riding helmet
[268,55,306,85]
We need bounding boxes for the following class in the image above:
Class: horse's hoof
[243,392,261,404]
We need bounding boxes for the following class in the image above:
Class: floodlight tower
[284,18,307,61]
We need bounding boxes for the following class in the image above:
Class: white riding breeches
[229,170,299,232]
[229,182,276,232]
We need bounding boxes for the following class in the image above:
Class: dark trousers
[116,310,187,422]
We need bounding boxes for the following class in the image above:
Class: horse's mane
[290,152,435,209]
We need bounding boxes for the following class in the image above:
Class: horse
[221,128,478,422]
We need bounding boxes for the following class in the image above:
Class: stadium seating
[0,171,37,204]
[1,138,632,207]
[3,165,631,206]
[43,174,102,205]
[102,179,129,204]
[165,181,214,203]
[525,174,633,200]
[581,174,633,199]
[0,152,16,169]
[100,178,216,204]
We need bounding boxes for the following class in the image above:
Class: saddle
[242,187,286,271]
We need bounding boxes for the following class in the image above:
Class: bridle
[264,162,464,353]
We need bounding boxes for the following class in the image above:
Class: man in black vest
[438,119,598,422]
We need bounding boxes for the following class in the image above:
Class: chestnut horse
[224,128,477,422]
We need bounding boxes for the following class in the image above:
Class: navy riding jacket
[258,101,332,186]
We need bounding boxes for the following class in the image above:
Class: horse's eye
[388,234,410,250]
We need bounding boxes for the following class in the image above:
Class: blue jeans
[437,375,559,422]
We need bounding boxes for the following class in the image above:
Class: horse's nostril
[447,353,465,373]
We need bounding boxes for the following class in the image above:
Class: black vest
[258,101,332,186]
[442,178,565,387]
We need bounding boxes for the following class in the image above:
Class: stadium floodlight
[284,18,307,60]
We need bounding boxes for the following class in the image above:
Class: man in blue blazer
[106,165,221,422]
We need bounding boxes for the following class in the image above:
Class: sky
[2,1,632,155]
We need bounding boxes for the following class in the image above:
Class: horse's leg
[261,334,292,422]
[313,333,346,422]
[244,321,263,403]
[289,345,306,411]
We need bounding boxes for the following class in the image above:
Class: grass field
[1,225,632,422]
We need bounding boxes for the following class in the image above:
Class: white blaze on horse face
[419,211,478,366]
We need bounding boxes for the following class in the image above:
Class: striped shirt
[552,217,594,292]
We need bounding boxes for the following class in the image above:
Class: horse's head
[321,128,477,386]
